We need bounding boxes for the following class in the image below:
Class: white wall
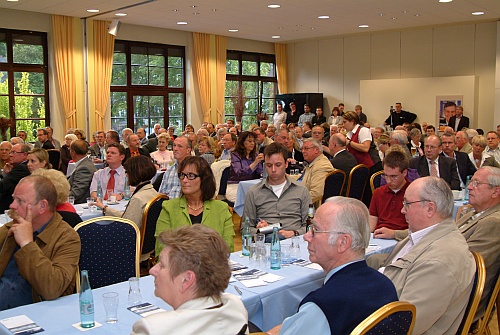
[287,22,498,131]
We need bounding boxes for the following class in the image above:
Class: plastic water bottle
[463,175,471,201]
[270,227,281,270]
[123,175,131,200]
[79,270,95,328]
[241,217,252,256]
[96,180,103,202]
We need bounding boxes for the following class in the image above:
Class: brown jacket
[0,212,81,302]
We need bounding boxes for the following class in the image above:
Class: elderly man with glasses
[0,143,30,212]
[368,176,475,335]
[267,197,398,335]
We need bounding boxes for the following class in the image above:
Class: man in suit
[328,133,357,187]
[267,197,398,335]
[441,133,476,187]
[136,128,149,146]
[147,123,161,139]
[409,135,460,190]
[456,166,500,324]
[456,130,473,154]
[124,134,149,163]
[0,143,30,211]
[369,177,475,335]
[68,140,97,204]
[34,128,55,150]
[88,130,106,159]
[45,126,61,150]
[448,105,469,132]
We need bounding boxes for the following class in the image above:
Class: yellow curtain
[193,32,211,122]
[275,43,288,94]
[93,20,115,131]
[215,35,227,125]
[52,15,77,130]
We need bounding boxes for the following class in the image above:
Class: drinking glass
[102,292,119,323]
[290,236,301,261]
[281,244,292,266]
[86,197,96,212]
[255,233,265,245]
[67,196,75,205]
[128,277,142,306]
[106,189,113,202]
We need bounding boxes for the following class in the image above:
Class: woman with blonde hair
[150,133,174,167]
[197,136,215,165]
[469,135,500,169]
[27,148,51,173]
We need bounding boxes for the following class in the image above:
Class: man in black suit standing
[0,143,30,211]
[440,133,476,188]
[448,105,469,132]
[409,135,460,190]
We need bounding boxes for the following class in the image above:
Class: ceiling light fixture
[272,35,281,39]
[87,9,100,13]
[191,5,197,8]
[108,19,121,36]
[193,12,199,15]
[268,4,280,9]
[439,0,452,3]
[115,13,127,16]
[415,14,420,17]
[391,17,397,20]
[318,15,329,19]
[472,11,484,15]
[177,21,188,25]
[229,29,238,32]
[379,13,384,16]
[7,0,19,2]
[359,24,369,28]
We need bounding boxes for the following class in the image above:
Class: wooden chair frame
[369,170,384,193]
[475,271,500,335]
[74,216,141,292]
[350,301,416,335]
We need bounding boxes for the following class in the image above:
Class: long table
[0,236,397,334]
[73,201,128,221]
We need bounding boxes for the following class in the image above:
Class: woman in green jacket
[155,156,234,255]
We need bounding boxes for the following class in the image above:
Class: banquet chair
[47,149,61,170]
[475,271,499,335]
[346,164,369,200]
[457,251,486,335]
[140,194,169,270]
[322,169,346,203]
[219,166,234,208]
[74,216,140,291]
[369,170,384,193]
[349,301,416,335]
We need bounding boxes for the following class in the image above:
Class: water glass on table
[67,196,75,205]
[102,292,119,323]
[86,197,97,212]
[128,277,142,307]
[281,244,292,266]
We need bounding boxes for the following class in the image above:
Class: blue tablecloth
[234,179,262,216]
[74,201,128,222]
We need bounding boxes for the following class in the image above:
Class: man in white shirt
[485,131,500,164]
[90,143,126,200]
[219,133,236,161]
[273,103,287,131]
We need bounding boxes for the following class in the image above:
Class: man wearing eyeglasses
[456,167,500,324]
[157,136,193,198]
[370,176,475,335]
[370,150,410,241]
[0,143,30,212]
[267,197,398,335]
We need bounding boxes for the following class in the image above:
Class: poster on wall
[436,95,463,131]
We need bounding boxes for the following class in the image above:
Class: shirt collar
[408,222,439,246]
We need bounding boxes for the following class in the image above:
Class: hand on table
[373,227,395,239]
[279,230,295,239]
[256,219,269,230]
[8,206,34,248]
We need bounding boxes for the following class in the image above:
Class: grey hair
[466,128,478,139]
[391,130,408,145]
[409,128,421,138]
[303,138,323,153]
[479,166,500,187]
[217,127,228,135]
[415,176,453,217]
[324,197,370,254]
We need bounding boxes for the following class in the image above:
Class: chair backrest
[219,167,231,196]
[74,216,140,291]
[475,270,500,335]
[350,301,416,335]
[346,164,369,200]
[322,169,346,203]
[140,194,168,256]
[457,251,486,335]
[47,149,61,170]
[370,170,384,193]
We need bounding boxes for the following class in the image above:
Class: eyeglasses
[302,146,315,151]
[9,151,23,155]
[469,179,492,188]
[307,225,347,237]
[402,199,429,210]
[382,173,400,180]
[178,172,200,180]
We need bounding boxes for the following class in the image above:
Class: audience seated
[155,156,234,255]
[440,132,476,187]
[469,135,500,169]
[485,130,500,164]
[26,148,51,173]
[150,133,174,166]
[456,130,472,154]
[0,175,81,310]
[132,225,247,335]
[90,143,127,200]
[68,140,97,204]
[124,134,149,163]
[0,143,30,212]
[267,197,398,335]
[158,136,193,198]
[88,130,106,159]
[197,136,215,165]
[329,133,357,176]
[218,133,236,161]
[60,134,77,175]
[34,128,55,150]
[0,141,12,169]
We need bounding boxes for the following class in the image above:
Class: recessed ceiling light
[228,29,238,32]
[310,27,315,30]
[191,5,197,8]
[212,9,217,12]
[268,4,280,9]
[472,11,484,15]
[7,0,19,2]
[172,9,178,12]
[87,9,99,13]
[177,21,188,25]
[115,13,127,16]
[379,13,384,16]
[272,35,281,39]
[193,12,199,15]
[278,27,284,30]
[391,17,397,20]
[318,15,329,19]
[439,0,452,2]
[359,24,369,28]
[402,10,408,14]
[414,14,420,17]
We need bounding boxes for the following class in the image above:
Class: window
[225,51,277,130]
[0,29,49,142]
[110,41,186,136]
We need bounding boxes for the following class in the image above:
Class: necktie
[105,170,116,200]
[430,161,438,177]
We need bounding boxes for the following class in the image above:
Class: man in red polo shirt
[369,150,410,241]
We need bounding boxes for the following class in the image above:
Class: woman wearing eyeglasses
[155,156,234,256]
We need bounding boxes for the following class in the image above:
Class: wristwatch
[293,230,300,237]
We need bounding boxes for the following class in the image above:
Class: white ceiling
[1,0,500,42]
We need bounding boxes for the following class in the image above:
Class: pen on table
[234,285,243,295]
